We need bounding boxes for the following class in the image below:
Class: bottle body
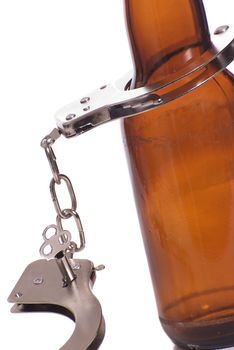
[123,0,234,348]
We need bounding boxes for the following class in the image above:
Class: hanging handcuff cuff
[8,26,234,349]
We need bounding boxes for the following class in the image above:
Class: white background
[0,1,233,349]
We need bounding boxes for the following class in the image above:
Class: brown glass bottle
[122,0,234,349]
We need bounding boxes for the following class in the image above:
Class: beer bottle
[122,0,234,348]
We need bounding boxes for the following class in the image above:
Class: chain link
[50,174,77,219]
[41,128,61,184]
[41,128,85,254]
[56,209,85,252]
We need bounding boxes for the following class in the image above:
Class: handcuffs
[8,25,234,349]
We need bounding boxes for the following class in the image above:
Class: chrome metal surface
[56,253,77,286]
[72,262,81,270]
[41,129,86,258]
[40,224,72,260]
[41,128,61,184]
[50,174,77,219]
[80,97,90,104]
[41,128,61,147]
[83,106,90,112]
[55,26,234,138]
[66,241,79,259]
[214,25,230,35]
[15,292,23,298]
[66,113,76,121]
[8,259,105,350]
[57,209,85,252]
[94,265,105,272]
[33,277,44,285]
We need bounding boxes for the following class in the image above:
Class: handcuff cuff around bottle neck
[8,25,234,350]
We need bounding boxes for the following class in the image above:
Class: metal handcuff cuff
[8,26,234,350]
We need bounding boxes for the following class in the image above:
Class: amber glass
[122,0,234,349]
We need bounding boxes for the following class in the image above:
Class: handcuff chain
[41,128,85,255]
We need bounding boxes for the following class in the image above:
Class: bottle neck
[125,0,210,88]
